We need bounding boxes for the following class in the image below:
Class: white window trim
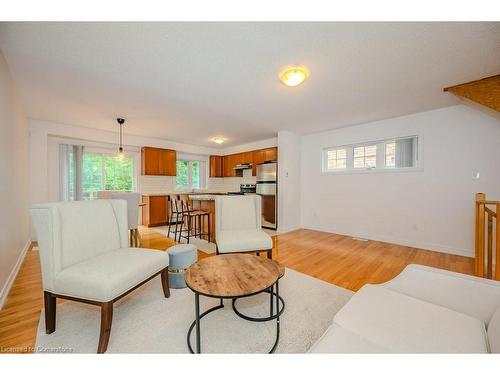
[321,134,423,175]
[175,153,208,191]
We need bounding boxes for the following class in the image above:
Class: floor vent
[351,237,369,242]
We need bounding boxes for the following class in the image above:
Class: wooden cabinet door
[160,149,176,176]
[222,155,230,177]
[149,195,168,226]
[142,147,176,176]
[227,154,237,177]
[142,195,168,227]
[141,147,161,175]
[264,147,278,162]
[209,155,223,177]
[252,149,265,176]
[243,151,253,165]
[230,153,242,167]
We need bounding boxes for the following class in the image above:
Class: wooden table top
[185,254,285,298]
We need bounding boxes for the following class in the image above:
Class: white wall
[0,50,30,307]
[278,131,301,233]
[300,105,500,257]
[30,119,225,206]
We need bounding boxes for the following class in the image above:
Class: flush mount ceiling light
[279,66,310,87]
[211,137,225,144]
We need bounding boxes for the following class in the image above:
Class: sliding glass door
[60,144,135,201]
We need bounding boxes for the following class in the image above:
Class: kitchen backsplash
[138,173,256,194]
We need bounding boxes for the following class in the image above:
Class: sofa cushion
[488,306,500,353]
[383,264,500,324]
[309,323,388,353]
[217,229,273,253]
[53,248,169,302]
[334,285,489,353]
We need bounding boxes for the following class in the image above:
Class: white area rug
[35,268,353,353]
[151,226,217,254]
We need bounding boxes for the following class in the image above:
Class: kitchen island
[141,193,220,244]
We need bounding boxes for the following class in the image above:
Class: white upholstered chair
[110,192,141,247]
[30,199,170,353]
[215,195,273,259]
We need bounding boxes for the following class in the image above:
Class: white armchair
[215,195,273,259]
[30,199,170,353]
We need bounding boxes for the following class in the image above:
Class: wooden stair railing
[475,193,500,280]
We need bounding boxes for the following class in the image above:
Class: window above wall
[322,135,419,174]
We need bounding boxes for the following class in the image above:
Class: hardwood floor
[0,227,473,353]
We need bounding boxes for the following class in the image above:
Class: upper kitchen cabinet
[141,147,176,176]
[209,155,223,177]
[223,154,236,177]
[252,147,277,175]
[263,147,278,162]
[242,151,254,165]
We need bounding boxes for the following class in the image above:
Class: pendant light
[117,117,125,160]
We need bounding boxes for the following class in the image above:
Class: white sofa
[310,264,500,353]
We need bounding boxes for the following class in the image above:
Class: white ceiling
[0,22,499,147]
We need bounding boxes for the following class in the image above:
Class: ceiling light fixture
[279,66,310,87]
[116,117,125,160]
[212,137,225,144]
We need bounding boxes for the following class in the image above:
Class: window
[176,159,207,190]
[326,148,347,170]
[353,145,377,169]
[82,153,133,200]
[323,135,418,173]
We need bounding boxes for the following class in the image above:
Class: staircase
[475,193,500,280]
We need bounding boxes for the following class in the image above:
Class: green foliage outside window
[176,159,201,189]
[82,153,133,199]
[176,160,189,187]
[192,161,200,189]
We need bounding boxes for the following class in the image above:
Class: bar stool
[178,195,211,244]
[167,194,181,241]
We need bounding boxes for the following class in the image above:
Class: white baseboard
[276,226,301,235]
[302,225,473,258]
[0,240,32,310]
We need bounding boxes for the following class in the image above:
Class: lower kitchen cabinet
[141,195,169,227]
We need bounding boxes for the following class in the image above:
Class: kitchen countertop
[141,191,226,197]
[189,194,217,201]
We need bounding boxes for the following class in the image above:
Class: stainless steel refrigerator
[256,162,277,229]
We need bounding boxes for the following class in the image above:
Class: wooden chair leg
[161,268,170,298]
[44,291,56,334]
[267,249,272,259]
[135,229,141,248]
[97,302,113,354]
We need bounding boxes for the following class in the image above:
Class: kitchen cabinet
[209,155,223,177]
[217,147,278,177]
[252,147,277,175]
[142,195,169,227]
[242,151,253,165]
[264,147,278,162]
[223,154,236,177]
[141,147,176,176]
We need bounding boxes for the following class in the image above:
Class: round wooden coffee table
[185,254,285,354]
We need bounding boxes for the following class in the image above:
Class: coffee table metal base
[187,280,282,354]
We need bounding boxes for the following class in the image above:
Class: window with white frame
[176,154,208,190]
[326,148,347,170]
[323,135,418,173]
